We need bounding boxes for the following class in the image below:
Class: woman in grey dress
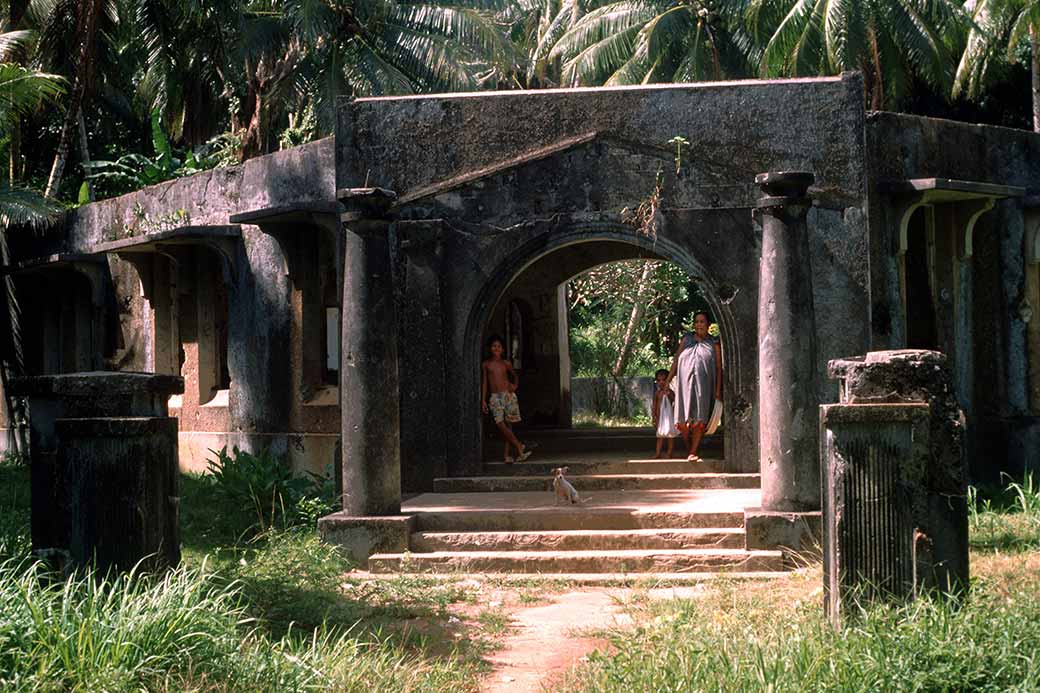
[667,311,722,462]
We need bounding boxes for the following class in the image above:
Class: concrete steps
[370,548,784,573]
[414,507,745,532]
[483,458,728,476]
[410,527,746,552]
[433,472,760,493]
[362,434,778,578]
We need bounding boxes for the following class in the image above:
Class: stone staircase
[368,432,786,577]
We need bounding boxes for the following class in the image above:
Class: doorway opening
[478,235,727,463]
[567,259,710,429]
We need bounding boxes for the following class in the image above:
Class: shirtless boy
[481,335,532,463]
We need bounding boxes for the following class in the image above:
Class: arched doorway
[462,226,752,475]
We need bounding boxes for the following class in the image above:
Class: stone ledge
[318,513,415,567]
[744,507,822,554]
[8,372,184,397]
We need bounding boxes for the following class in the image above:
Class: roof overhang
[94,225,242,281]
[882,178,1025,259]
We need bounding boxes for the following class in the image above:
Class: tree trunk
[1032,25,1040,133]
[8,123,19,185]
[611,261,655,377]
[44,106,78,199]
[44,0,99,199]
[77,111,94,202]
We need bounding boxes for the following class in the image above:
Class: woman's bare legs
[666,437,675,457]
[688,422,707,461]
[676,422,692,458]
[655,436,664,458]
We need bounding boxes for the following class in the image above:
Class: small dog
[552,466,580,505]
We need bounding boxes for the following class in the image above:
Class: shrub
[205,447,338,536]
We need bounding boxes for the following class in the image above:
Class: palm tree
[748,0,967,110]
[955,0,1040,132]
[38,0,111,197]
[545,0,754,86]
[133,0,512,159]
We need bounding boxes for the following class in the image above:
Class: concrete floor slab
[403,487,761,514]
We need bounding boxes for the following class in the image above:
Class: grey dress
[674,332,717,424]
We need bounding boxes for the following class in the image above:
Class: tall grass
[0,557,481,692]
[563,473,1040,692]
[564,572,1040,692]
[969,471,1040,551]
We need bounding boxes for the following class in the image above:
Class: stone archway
[461,224,752,476]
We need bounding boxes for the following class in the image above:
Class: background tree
[546,0,753,86]
[748,0,966,110]
[955,0,1040,132]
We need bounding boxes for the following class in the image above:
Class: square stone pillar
[823,350,969,626]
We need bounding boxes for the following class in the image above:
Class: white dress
[656,391,679,438]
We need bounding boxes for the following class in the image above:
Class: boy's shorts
[489,391,521,424]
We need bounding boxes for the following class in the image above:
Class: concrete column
[339,187,401,516]
[756,171,819,512]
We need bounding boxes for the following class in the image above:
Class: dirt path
[478,586,708,692]
[480,590,629,693]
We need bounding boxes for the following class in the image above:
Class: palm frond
[561,23,641,84]
[0,63,65,118]
[549,2,657,63]
[0,185,64,228]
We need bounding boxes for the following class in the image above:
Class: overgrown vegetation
[0,448,493,692]
[205,445,339,537]
[562,474,1040,691]
[2,0,1038,214]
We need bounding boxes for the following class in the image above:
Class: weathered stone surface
[317,513,414,566]
[822,350,969,624]
[369,548,784,574]
[340,192,402,516]
[9,373,182,571]
[410,528,746,552]
[432,472,760,493]
[757,171,820,512]
[743,508,822,552]
[57,416,180,572]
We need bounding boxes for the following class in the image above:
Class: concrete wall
[866,113,1040,479]
[4,139,341,476]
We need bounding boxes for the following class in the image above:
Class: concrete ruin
[1,73,1038,563]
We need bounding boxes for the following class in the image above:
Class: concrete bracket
[957,197,996,260]
[1027,221,1040,265]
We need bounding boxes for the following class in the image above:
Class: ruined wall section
[9,139,338,473]
[866,113,1040,477]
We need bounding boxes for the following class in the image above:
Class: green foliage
[0,452,30,560]
[205,446,339,536]
[86,111,229,197]
[969,472,1040,552]
[0,554,482,692]
[569,260,704,378]
[564,570,1040,691]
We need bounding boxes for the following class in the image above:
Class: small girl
[652,368,678,458]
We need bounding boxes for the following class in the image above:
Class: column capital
[755,171,814,221]
[338,186,398,223]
